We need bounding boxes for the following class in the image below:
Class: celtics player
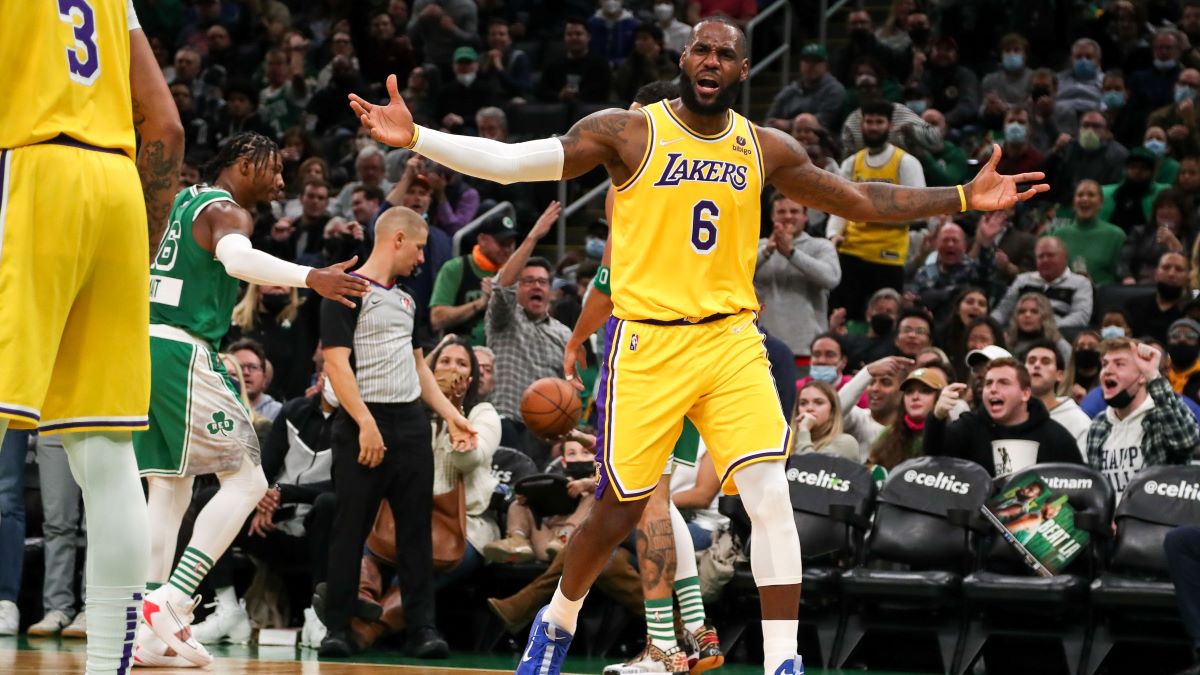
[133,133,368,667]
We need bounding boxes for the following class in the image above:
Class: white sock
[84,585,143,674]
[214,586,238,612]
[544,581,586,636]
[145,476,194,586]
[61,432,149,675]
[762,619,799,674]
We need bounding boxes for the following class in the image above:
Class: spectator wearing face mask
[588,0,640,67]
[835,287,903,371]
[1129,30,1186,114]
[995,107,1045,177]
[1101,71,1145,150]
[1126,252,1192,343]
[1080,339,1200,422]
[435,47,501,135]
[1167,318,1200,403]
[1055,39,1105,124]
[650,1,691,55]
[797,333,866,408]
[982,34,1034,107]
[1100,148,1170,233]
[1147,67,1200,157]
[1087,339,1200,496]
[226,287,319,401]
[1143,126,1181,185]
[1045,111,1128,207]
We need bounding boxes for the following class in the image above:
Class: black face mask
[1031,86,1053,100]
[565,460,596,480]
[909,27,931,44]
[850,28,872,42]
[1074,349,1101,371]
[1017,329,1042,340]
[1158,282,1185,300]
[261,293,290,313]
[870,314,895,336]
[1103,387,1136,409]
[1169,342,1200,368]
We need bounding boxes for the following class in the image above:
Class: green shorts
[133,327,259,477]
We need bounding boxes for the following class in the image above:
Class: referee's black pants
[326,401,434,633]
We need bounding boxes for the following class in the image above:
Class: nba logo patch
[629,334,639,351]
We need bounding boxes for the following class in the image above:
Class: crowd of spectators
[5,0,1200,671]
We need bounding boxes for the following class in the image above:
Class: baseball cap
[1126,146,1158,166]
[902,367,948,391]
[476,213,519,240]
[453,46,478,62]
[800,43,827,62]
[966,345,1013,369]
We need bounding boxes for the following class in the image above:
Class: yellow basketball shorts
[0,140,150,434]
[593,310,791,501]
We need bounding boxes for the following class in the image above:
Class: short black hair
[809,332,845,357]
[565,16,589,30]
[635,21,664,46]
[861,99,895,121]
[1021,338,1064,371]
[898,307,933,329]
[352,185,385,203]
[633,80,680,105]
[204,132,278,182]
[688,15,747,58]
[228,338,268,369]
[524,256,555,276]
[223,79,259,106]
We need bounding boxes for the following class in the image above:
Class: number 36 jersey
[610,100,764,323]
[0,0,140,157]
[149,186,242,349]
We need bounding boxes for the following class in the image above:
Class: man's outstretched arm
[129,27,184,255]
[759,127,1048,222]
[349,74,635,183]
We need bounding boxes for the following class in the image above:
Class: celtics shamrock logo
[206,411,235,436]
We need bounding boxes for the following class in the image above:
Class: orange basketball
[520,378,582,439]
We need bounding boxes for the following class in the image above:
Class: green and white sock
[645,596,675,651]
[167,547,213,597]
[674,576,706,632]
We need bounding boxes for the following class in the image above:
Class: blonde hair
[217,352,259,421]
[231,284,302,331]
[793,381,845,451]
[1006,292,1064,345]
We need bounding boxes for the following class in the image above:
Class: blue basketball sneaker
[514,606,573,675]
[772,655,804,674]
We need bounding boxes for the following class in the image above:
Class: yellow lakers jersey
[0,0,136,157]
[840,147,910,266]
[610,101,763,322]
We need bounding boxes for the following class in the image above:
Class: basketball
[520,378,582,439]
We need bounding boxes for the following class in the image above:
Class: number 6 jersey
[0,0,141,158]
[149,186,241,348]
[609,99,764,323]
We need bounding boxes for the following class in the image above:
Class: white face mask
[654,3,674,21]
[602,0,623,15]
[321,376,340,409]
[457,72,477,87]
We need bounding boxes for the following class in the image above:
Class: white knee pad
[669,500,699,581]
[732,461,802,586]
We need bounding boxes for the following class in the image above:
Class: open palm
[967,144,1050,211]
[348,74,414,148]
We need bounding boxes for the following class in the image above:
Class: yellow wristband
[405,125,421,150]
[956,184,967,212]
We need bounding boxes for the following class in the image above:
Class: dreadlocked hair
[204,132,279,183]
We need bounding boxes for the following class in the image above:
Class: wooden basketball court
[1,649,519,674]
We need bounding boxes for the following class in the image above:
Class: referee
[319,206,476,658]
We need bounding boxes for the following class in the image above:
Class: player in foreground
[0,2,183,673]
[350,17,1046,674]
[133,132,368,667]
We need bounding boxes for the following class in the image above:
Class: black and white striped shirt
[320,273,422,404]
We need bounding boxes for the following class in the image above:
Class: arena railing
[740,0,794,117]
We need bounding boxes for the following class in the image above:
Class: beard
[679,69,741,116]
[863,129,889,150]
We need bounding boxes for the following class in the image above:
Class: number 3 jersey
[0,0,140,158]
[149,186,241,348]
[610,100,764,323]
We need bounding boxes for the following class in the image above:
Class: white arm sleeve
[214,233,312,288]
[127,0,141,31]
[409,126,564,185]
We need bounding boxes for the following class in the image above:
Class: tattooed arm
[759,127,1048,222]
[129,28,184,257]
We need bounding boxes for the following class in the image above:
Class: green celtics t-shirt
[429,254,495,346]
